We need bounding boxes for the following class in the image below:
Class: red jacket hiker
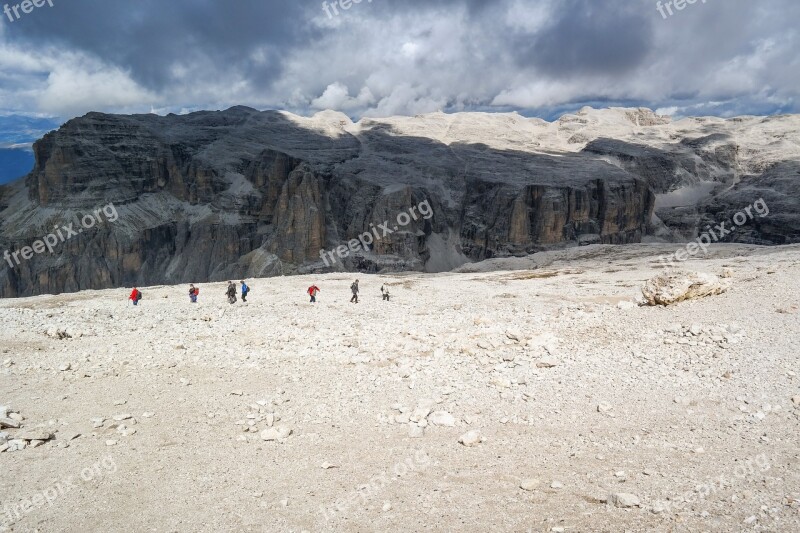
[129,288,142,306]
[308,285,320,303]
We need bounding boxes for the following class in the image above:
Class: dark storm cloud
[0,0,797,119]
[4,0,316,90]
[514,0,653,77]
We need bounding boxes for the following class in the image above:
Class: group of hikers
[128,279,390,305]
[310,279,391,303]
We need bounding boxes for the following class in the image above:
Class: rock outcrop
[0,106,797,298]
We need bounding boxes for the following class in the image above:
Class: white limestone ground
[1,244,799,532]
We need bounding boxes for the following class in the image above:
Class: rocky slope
[0,107,798,298]
[1,244,799,531]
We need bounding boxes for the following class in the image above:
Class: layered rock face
[0,106,797,298]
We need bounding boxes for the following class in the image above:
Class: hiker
[241,280,249,302]
[308,284,320,303]
[382,286,390,301]
[189,284,199,303]
[226,281,237,304]
[350,279,359,303]
[129,287,142,306]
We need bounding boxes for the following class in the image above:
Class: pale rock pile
[661,323,745,350]
[641,271,730,306]
[233,391,294,442]
[0,406,55,452]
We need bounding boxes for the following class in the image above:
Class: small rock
[520,479,541,491]
[458,430,483,447]
[382,501,392,512]
[142,412,155,418]
[597,402,613,413]
[505,329,523,342]
[429,411,456,427]
[320,462,338,470]
[550,481,563,490]
[105,439,118,446]
[112,414,133,421]
[610,493,640,508]
[792,396,800,407]
[59,362,72,372]
[536,358,558,369]
[0,417,20,429]
[6,439,26,451]
[260,425,292,441]
[91,417,106,428]
[16,430,53,441]
[411,405,432,422]
[408,425,425,438]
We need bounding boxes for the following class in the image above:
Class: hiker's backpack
[195,288,200,295]
[136,290,143,300]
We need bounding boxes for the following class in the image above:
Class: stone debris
[609,493,640,508]
[0,417,20,429]
[428,411,456,427]
[458,430,483,447]
[260,425,293,441]
[642,271,730,306]
[1,244,799,529]
[597,402,613,414]
[520,479,541,491]
[536,358,559,369]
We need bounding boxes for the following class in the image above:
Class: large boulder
[642,271,730,306]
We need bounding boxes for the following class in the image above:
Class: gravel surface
[1,244,799,532]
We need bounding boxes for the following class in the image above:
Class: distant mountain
[0,106,798,298]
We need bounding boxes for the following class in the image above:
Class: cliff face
[0,106,797,298]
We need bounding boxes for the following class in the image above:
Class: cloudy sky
[0,0,798,124]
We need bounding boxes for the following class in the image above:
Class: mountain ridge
[0,106,798,298]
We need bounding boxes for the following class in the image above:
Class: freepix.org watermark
[1,455,117,528]
[652,453,770,514]
[656,0,708,20]
[3,0,54,23]
[3,203,119,269]
[319,449,431,522]
[319,200,433,267]
[322,0,372,19]
[660,198,769,268]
